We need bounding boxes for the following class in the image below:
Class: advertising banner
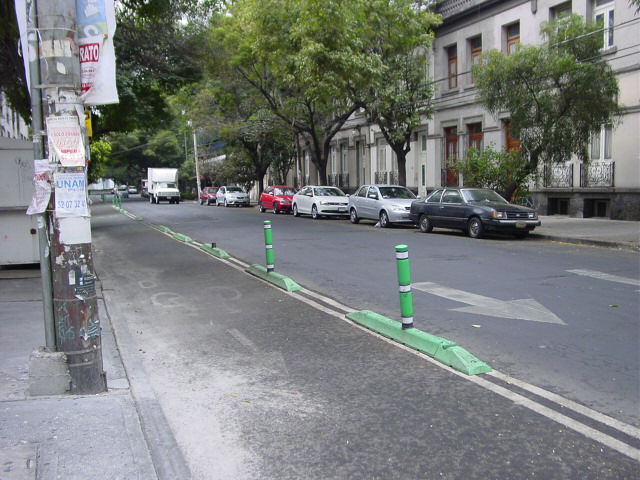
[77,0,119,105]
[54,172,89,217]
[47,115,85,167]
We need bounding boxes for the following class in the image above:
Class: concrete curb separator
[246,264,302,292]
[173,233,193,243]
[156,225,172,233]
[346,310,491,376]
[200,244,231,259]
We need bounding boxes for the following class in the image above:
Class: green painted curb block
[120,209,128,214]
[200,244,230,259]
[246,264,302,292]
[345,310,491,375]
[157,225,172,233]
[173,233,193,243]
[135,216,143,221]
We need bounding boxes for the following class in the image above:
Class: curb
[346,310,491,376]
[531,233,640,252]
[246,264,302,292]
[200,243,231,259]
[173,233,193,243]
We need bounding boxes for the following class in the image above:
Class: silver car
[216,186,250,207]
[292,186,349,219]
[348,185,417,227]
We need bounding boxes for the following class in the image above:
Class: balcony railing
[329,173,338,186]
[339,173,349,189]
[375,171,388,184]
[543,164,573,188]
[580,161,615,187]
[389,171,399,185]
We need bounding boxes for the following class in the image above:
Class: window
[421,134,427,151]
[376,138,387,172]
[590,125,613,160]
[504,121,520,152]
[444,127,458,186]
[506,23,520,56]
[550,2,572,20]
[443,190,463,203]
[467,123,483,150]
[330,145,337,174]
[340,143,348,173]
[357,186,368,197]
[469,36,482,82]
[594,0,614,49]
[447,45,458,89]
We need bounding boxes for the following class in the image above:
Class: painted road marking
[568,269,640,286]
[412,281,566,325]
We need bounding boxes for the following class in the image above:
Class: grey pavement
[0,206,637,479]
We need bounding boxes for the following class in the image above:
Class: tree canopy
[472,14,621,200]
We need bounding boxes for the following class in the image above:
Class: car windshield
[462,189,508,203]
[314,187,345,197]
[158,183,176,189]
[275,188,296,195]
[227,187,244,193]
[378,187,416,199]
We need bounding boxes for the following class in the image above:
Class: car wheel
[176,199,180,204]
[273,204,279,214]
[224,199,228,207]
[513,231,529,239]
[349,208,360,224]
[259,202,265,213]
[379,210,390,228]
[149,195,153,204]
[311,205,319,219]
[419,214,433,233]
[293,204,299,217]
[200,199,204,205]
[207,199,212,206]
[468,217,485,239]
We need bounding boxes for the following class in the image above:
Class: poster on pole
[26,160,54,215]
[77,0,119,105]
[47,115,85,167]
[54,172,89,217]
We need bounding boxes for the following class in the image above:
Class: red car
[259,185,297,214]
[199,187,219,205]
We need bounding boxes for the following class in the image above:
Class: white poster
[47,115,85,167]
[54,172,89,217]
[77,0,119,105]
[26,160,54,215]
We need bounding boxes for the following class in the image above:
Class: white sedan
[292,186,349,219]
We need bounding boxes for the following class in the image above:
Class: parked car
[216,186,250,207]
[259,186,297,214]
[114,185,129,198]
[199,187,219,205]
[292,186,349,219]
[348,184,417,228]
[127,186,137,194]
[409,187,540,239]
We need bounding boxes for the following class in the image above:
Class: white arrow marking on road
[412,282,566,325]
[567,269,640,287]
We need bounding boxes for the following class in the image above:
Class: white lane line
[568,269,640,286]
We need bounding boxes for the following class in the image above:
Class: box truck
[148,168,180,204]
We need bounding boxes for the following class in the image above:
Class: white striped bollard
[395,244,414,329]
[264,221,274,272]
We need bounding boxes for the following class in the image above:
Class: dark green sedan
[409,188,541,239]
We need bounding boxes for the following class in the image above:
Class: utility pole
[193,130,201,198]
[33,0,105,393]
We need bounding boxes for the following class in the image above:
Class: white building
[289,0,639,220]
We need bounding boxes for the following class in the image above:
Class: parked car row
[198,183,541,239]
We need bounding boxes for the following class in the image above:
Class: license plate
[338,207,347,212]
[516,221,526,228]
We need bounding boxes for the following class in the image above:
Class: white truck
[148,168,181,204]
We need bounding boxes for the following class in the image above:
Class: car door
[361,186,378,220]
[263,186,273,209]
[296,187,312,214]
[440,189,466,228]
[350,185,368,217]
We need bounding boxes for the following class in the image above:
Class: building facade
[287,0,639,220]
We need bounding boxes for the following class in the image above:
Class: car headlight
[391,205,405,212]
[529,212,538,219]
[490,210,507,219]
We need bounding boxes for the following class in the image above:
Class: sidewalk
[0,210,637,479]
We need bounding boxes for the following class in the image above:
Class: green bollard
[101,194,105,203]
[395,245,414,329]
[264,221,274,272]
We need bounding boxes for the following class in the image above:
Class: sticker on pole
[47,115,85,167]
[54,172,88,217]
[26,160,54,215]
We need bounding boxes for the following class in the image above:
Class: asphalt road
[113,195,640,428]
[90,199,639,479]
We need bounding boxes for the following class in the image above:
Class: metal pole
[193,130,201,200]
[395,245,414,329]
[264,221,274,272]
[27,0,56,350]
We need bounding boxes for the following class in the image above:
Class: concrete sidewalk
[0,209,637,479]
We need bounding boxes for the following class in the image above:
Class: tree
[0,0,30,121]
[472,14,621,201]
[456,144,536,201]
[88,139,112,184]
[360,2,440,186]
